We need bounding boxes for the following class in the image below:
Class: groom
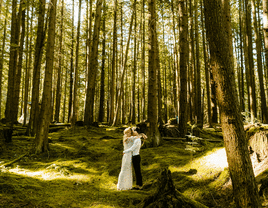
[123,128,147,190]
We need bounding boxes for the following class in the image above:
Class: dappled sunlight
[170,147,228,181]
[51,142,77,151]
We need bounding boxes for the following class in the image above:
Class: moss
[0,126,236,207]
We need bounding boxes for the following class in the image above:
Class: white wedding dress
[117,136,135,190]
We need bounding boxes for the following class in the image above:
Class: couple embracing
[117,127,147,191]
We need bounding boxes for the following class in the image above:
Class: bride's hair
[123,127,132,143]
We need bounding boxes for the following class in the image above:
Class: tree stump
[138,168,208,208]
[0,126,13,143]
[248,130,268,162]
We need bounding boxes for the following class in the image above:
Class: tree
[70,0,82,126]
[54,0,65,122]
[27,0,46,136]
[147,0,162,147]
[84,0,103,125]
[178,0,188,137]
[203,0,261,207]
[98,0,106,123]
[0,0,9,119]
[35,0,58,154]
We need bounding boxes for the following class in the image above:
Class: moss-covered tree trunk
[203,0,261,207]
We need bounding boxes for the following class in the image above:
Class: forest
[1,0,268,207]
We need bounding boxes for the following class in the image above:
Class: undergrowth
[0,125,253,207]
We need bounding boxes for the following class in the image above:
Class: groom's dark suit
[123,137,143,187]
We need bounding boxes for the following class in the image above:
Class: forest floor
[0,124,268,208]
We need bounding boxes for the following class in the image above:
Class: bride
[117,127,136,190]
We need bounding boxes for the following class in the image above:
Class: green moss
[0,126,235,207]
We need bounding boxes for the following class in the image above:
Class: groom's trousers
[132,155,142,186]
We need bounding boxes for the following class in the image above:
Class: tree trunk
[245,0,257,123]
[70,0,82,126]
[112,12,134,126]
[6,0,19,125]
[35,0,57,154]
[203,0,261,207]
[98,0,106,123]
[54,0,64,122]
[84,0,103,125]
[178,0,188,137]
[252,0,268,123]
[0,0,9,119]
[27,0,46,136]
[68,0,75,123]
[201,0,211,127]
[131,0,137,125]
[147,0,162,147]
[239,0,245,112]
[263,0,268,96]
[194,0,202,128]
[109,0,117,125]
[14,0,26,122]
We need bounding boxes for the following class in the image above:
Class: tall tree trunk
[35,0,57,154]
[131,0,137,125]
[84,0,103,125]
[147,0,162,147]
[194,0,202,127]
[263,0,268,94]
[70,0,82,126]
[201,0,211,127]
[98,0,106,123]
[112,12,134,126]
[141,0,146,121]
[203,0,261,207]
[252,0,268,123]
[27,0,46,136]
[178,0,188,137]
[109,0,117,125]
[55,0,64,122]
[23,4,34,126]
[171,0,178,118]
[245,0,257,123]
[68,0,75,123]
[6,0,19,125]
[14,0,26,122]
[0,0,9,119]
[239,0,245,112]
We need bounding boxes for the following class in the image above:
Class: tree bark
[245,0,257,123]
[6,0,19,125]
[98,0,106,123]
[84,0,103,125]
[70,0,82,126]
[203,0,261,207]
[109,0,117,125]
[35,0,57,154]
[68,0,75,123]
[0,0,9,119]
[178,0,188,137]
[27,0,46,136]
[252,0,268,123]
[54,0,64,122]
[147,0,162,147]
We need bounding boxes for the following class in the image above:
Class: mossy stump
[138,168,208,208]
